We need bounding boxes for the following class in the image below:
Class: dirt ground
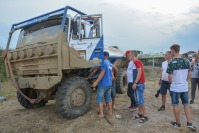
[0,80,199,133]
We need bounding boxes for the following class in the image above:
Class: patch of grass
[0,48,7,81]
[144,66,161,80]
[1,81,16,99]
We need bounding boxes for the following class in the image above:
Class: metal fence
[138,53,164,81]
[144,56,162,81]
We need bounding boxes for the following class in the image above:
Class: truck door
[69,14,104,67]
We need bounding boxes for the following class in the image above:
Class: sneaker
[128,105,133,109]
[187,122,197,131]
[129,106,137,112]
[171,121,181,128]
[158,106,165,111]
[190,100,194,104]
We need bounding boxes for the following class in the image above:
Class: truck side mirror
[73,21,78,35]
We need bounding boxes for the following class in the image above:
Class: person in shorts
[167,44,196,130]
[129,51,148,123]
[92,51,118,118]
[157,51,172,111]
[87,59,118,109]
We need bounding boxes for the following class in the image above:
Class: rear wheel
[55,76,92,119]
[17,88,47,109]
[116,69,128,94]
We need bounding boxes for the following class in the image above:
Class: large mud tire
[116,69,128,94]
[56,76,92,119]
[17,89,47,109]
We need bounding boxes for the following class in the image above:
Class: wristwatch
[134,82,138,85]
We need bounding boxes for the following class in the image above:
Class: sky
[0,0,199,54]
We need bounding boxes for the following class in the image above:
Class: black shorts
[160,80,170,95]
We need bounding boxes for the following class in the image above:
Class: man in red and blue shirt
[125,50,137,111]
[128,51,148,123]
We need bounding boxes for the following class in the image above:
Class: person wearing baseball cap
[92,51,118,118]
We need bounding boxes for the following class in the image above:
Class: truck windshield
[16,18,66,48]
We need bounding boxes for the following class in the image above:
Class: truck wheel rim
[71,88,85,107]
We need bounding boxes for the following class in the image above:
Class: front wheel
[55,76,92,119]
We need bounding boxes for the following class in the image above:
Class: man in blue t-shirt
[92,51,118,118]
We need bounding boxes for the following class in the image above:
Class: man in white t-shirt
[157,51,172,111]
[167,44,196,131]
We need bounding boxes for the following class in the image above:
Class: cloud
[0,23,10,48]
[99,3,199,53]
[0,0,199,53]
[171,22,199,52]
[102,0,199,15]
[189,7,199,14]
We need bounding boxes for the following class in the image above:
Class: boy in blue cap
[92,51,118,117]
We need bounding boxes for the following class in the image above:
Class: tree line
[0,48,7,81]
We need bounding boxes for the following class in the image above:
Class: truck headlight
[19,51,25,59]
[27,49,33,58]
[12,52,18,60]
[36,47,43,56]
[45,45,53,55]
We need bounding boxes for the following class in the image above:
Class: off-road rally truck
[3,6,128,119]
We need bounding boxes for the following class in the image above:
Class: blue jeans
[134,84,145,106]
[96,86,112,104]
[170,91,189,106]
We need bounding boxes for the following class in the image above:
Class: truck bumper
[18,76,62,90]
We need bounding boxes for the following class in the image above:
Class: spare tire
[55,76,92,119]
[116,69,128,94]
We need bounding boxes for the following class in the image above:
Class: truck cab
[4,6,104,119]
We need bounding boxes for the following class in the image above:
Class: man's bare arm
[134,67,142,84]
[92,70,105,87]
[187,71,192,80]
[168,74,173,83]
[112,65,118,79]
[132,67,142,90]
[159,69,163,85]
[87,67,99,79]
